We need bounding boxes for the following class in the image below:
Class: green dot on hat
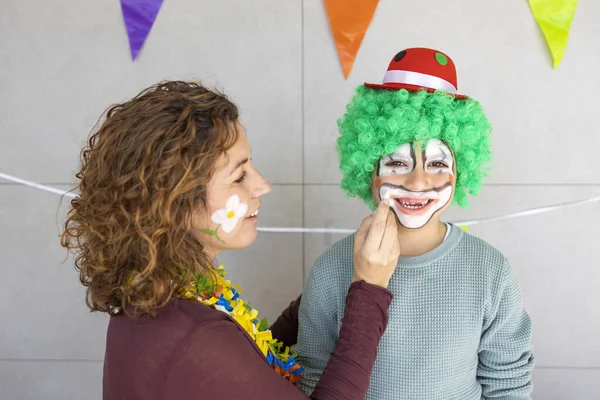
[435,52,448,66]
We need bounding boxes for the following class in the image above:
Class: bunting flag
[459,225,468,233]
[324,0,379,79]
[528,0,578,69]
[121,0,164,61]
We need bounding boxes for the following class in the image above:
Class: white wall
[1,0,599,398]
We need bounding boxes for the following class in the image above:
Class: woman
[61,81,400,400]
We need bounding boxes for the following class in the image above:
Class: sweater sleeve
[162,282,392,400]
[477,259,535,399]
[296,257,340,396]
[269,294,302,348]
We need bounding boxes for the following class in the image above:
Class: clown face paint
[376,140,455,229]
[380,183,453,229]
[378,143,415,176]
[424,139,454,175]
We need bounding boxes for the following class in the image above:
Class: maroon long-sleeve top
[103,281,392,400]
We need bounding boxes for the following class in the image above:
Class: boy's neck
[396,219,448,257]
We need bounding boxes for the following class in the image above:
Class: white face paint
[378,143,414,176]
[424,139,454,176]
[380,183,453,229]
[210,194,248,233]
[376,140,455,229]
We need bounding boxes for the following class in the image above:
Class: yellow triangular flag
[528,0,578,69]
[459,225,468,232]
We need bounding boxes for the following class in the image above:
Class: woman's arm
[162,282,391,400]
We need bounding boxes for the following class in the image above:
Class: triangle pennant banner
[121,0,164,61]
[324,0,379,79]
[528,0,578,69]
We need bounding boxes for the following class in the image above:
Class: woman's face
[193,123,271,256]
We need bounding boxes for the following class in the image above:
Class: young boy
[296,48,534,399]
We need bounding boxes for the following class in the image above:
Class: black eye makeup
[386,160,409,167]
[379,143,415,176]
[424,139,454,175]
[378,140,454,177]
[427,161,449,168]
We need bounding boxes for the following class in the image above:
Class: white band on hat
[383,69,458,94]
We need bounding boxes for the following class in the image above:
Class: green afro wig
[336,86,492,209]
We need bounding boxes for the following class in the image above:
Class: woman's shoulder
[106,300,249,369]
[104,300,272,399]
[166,300,258,348]
[104,300,244,398]
[107,299,234,347]
[171,298,230,323]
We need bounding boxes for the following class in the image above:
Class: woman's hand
[352,200,400,289]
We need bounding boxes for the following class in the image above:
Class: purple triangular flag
[121,0,164,61]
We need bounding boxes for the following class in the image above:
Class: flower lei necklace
[177,265,303,385]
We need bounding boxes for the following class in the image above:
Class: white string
[257,227,357,234]
[2,172,599,233]
[0,173,76,197]
[455,195,600,227]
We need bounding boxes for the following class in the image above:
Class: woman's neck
[202,246,221,264]
[396,219,447,257]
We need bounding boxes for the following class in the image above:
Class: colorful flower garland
[177,265,303,385]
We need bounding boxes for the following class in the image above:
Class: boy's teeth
[248,209,259,217]
[396,199,431,209]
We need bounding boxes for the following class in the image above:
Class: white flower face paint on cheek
[378,143,414,176]
[424,139,454,175]
[210,194,248,233]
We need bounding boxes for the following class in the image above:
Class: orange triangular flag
[324,0,379,79]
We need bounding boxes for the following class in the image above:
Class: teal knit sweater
[296,225,534,399]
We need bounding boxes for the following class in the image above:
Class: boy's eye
[428,161,448,168]
[234,170,247,183]
[386,160,407,167]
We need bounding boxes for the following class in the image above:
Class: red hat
[364,47,467,99]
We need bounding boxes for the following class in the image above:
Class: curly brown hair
[61,81,240,317]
